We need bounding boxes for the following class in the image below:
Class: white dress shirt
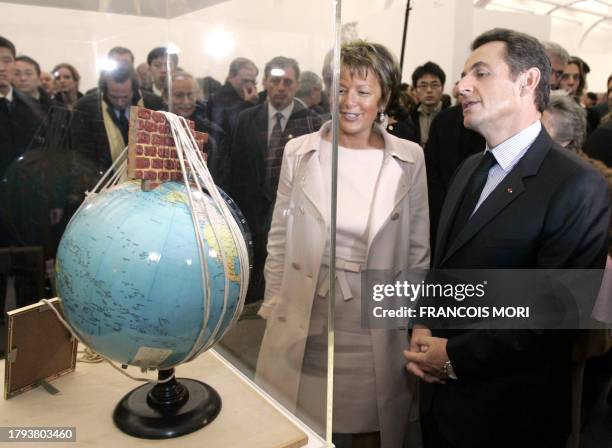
[473,120,541,214]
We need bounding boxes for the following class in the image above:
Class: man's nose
[457,77,472,97]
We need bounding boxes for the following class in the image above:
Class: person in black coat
[228,56,322,303]
[584,119,612,167]
[206,57,259,138]
[71,63,163,171]
[424,104,485,256]
[0,37,44,178]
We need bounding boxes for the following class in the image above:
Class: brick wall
[127,106,208,186]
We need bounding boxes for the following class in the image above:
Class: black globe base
[113,368,221,439]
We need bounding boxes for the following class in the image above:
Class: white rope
[160,113,249,360]
[40,299,174,384]
[56,110,249,381]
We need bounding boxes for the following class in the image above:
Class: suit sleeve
[259,140,299,319]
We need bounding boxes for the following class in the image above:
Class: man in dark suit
[163,72,228,187]
[207,57,259,138]
[404,29,610,448]
[425,104,485,256]
[228,56,322,302]
[0,36,44,178]
[71,63,164,171]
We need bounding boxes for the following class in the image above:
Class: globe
[55,180,250,370]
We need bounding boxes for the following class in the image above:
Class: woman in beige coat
[255,41,430,448]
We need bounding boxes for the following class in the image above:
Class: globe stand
[113,368,221,439]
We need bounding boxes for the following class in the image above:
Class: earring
[378,110,388,128]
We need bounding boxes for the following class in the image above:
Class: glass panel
[1,0,335,445]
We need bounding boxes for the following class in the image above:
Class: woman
[51,63,83,110]
[559,57,586,101]
[256,41,429,448]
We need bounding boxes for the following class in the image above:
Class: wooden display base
[1,349,317,447]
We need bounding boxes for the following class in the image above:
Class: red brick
[137,132,150,144]
[188,121,195,130]
[171,150,177,158]
[137,119,147,130]
[151,134,164,145]
[136,145,144,155]
[144,146,158,157]
[165,136,174,146]
[152,158,163,169]
[135,170,143,178]
[144,170,158,180]
[145,121,157,132]
[158,171,169,181]
[171,172,183,181]
[164,159,175,170]
[152,112,165,123]
[138,108,151,119]
[135,157,150,169]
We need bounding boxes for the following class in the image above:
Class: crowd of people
[1,27,612,448]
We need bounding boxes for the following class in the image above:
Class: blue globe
[55,180,249,370]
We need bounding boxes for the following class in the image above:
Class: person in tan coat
[255,41,430,448]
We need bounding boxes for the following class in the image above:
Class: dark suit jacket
[0,88,45,177]
[421,129,610,448]
[228,100,322,301]
[206,82,257,139]
[424,105,485,256]
[188,104,228,187]
[71,90,163,169]
[584,121,612,167]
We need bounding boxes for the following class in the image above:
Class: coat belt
[317,256,363,301]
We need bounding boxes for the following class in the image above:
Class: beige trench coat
[255,123,430,448]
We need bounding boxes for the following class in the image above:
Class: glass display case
[0,0,340,446]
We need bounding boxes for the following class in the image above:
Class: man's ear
[521,67,541,96]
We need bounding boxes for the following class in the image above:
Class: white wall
[549,17,612,93]
[1,0,609,94]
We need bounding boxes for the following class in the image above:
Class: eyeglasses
[551,69,564,79]
[416,82,442,91]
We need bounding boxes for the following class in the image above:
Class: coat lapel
[441,169,526,265]
[439,128,553,266]
[434,156,480,266]
[295,131,328,224]
[367,129,413,249]
[367,154,409,249]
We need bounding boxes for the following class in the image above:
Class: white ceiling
[475,0,612,42]
[0,0,230,18]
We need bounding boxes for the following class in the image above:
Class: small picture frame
[4,298,77,399]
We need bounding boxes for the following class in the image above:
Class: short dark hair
[471,28,550,112]
[341,40,401,113]
[100,62,139,95]
[15,55,41,76]
[108,46,135,64]
[264,56,300,80]
[411,61,446,87]
[52,62,81,84]
[228,57,258,77]
[0,36,16,58]
[147,47,178,66]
